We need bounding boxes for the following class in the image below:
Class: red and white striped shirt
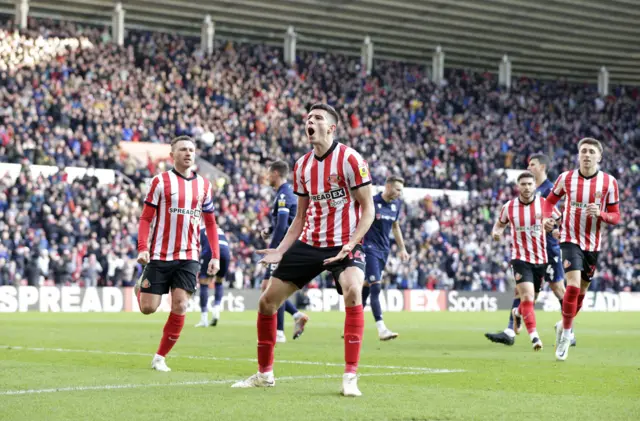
[143,169,215,261]
[499,197,560,264]
[551,170,619,252]
[293,141,372,248]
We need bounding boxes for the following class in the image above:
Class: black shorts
[560,242,599,282]
[271,240,366,292]
[511,259,546,293]
[139,260,200,295]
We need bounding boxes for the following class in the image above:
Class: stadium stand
[0,17,638,292]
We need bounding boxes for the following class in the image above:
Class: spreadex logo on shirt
[570,202,591,209]
[169,208,201,218]
[515,225,542,233]
[311,188,348,207]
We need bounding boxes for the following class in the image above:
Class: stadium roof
[2,0,640,85]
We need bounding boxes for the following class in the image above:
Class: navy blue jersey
[200,227,229,258]
[363,192,402,257]
[536,178,560,250]
[269,182,297,248]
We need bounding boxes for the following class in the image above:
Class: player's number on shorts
[546,264,554,279]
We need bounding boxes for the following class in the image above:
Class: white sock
[375,320,387,332]
[529,330,539,341]
[562,328,572,339]
[212,304,220,319]
[153,353,164,361]
[292,312,302,320]
[503,328,516,338]
[277,330,285,336]
[200,312,208,322]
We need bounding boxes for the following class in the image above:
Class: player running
[136,135,220,372]
[195,226,230,327]
[485,154,576,346]
[362,175,409,341]
[261,160,309,343]
[232,103,374,397]
[544,138,620,361]
[491,171,561,351]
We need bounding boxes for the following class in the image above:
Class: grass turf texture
[1,311,639,421]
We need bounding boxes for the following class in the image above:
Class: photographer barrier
[1,286,639,312]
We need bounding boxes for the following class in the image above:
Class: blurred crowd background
[1,17,638,292]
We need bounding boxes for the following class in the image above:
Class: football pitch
[1,311,638,421]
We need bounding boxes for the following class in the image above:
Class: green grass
[1,311,639,421]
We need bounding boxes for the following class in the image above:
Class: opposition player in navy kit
[485,154,576,346]
[195,226,231,327]
[362,175,409,340]
[260,161,309,343]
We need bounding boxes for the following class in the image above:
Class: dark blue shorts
[545,247,564,283]
[199,245,230,279]
[365,252,387,284]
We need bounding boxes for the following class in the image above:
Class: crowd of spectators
[1,16,638,292]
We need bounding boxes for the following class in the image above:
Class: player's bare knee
[521,294,535,302]
[170,295,190,314]
[258,295,278,315]
[139,305,156,315]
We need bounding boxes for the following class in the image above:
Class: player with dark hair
[136,135,220,372]
[195,226,230,327]
[544,138,620,361]
[261,160,309,342]
[485,153,576,346]
[491,171,561,351]
[232,103,374,397]
[362,175,409,340]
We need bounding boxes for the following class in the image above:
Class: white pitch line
[0,371,451,396]
[0,345,464,373]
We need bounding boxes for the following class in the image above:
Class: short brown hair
[578,138,603,154]
[309,103,340,125]
[517,171,535,182]
[269,160,289,178]
[529,153,550,168]
[385,175,405,185]
[171,135,196,149]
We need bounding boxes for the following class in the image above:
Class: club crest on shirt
[277,193,286,207]
[328,174,341,187]
[391,204,397,212]
[595,191,602,200]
